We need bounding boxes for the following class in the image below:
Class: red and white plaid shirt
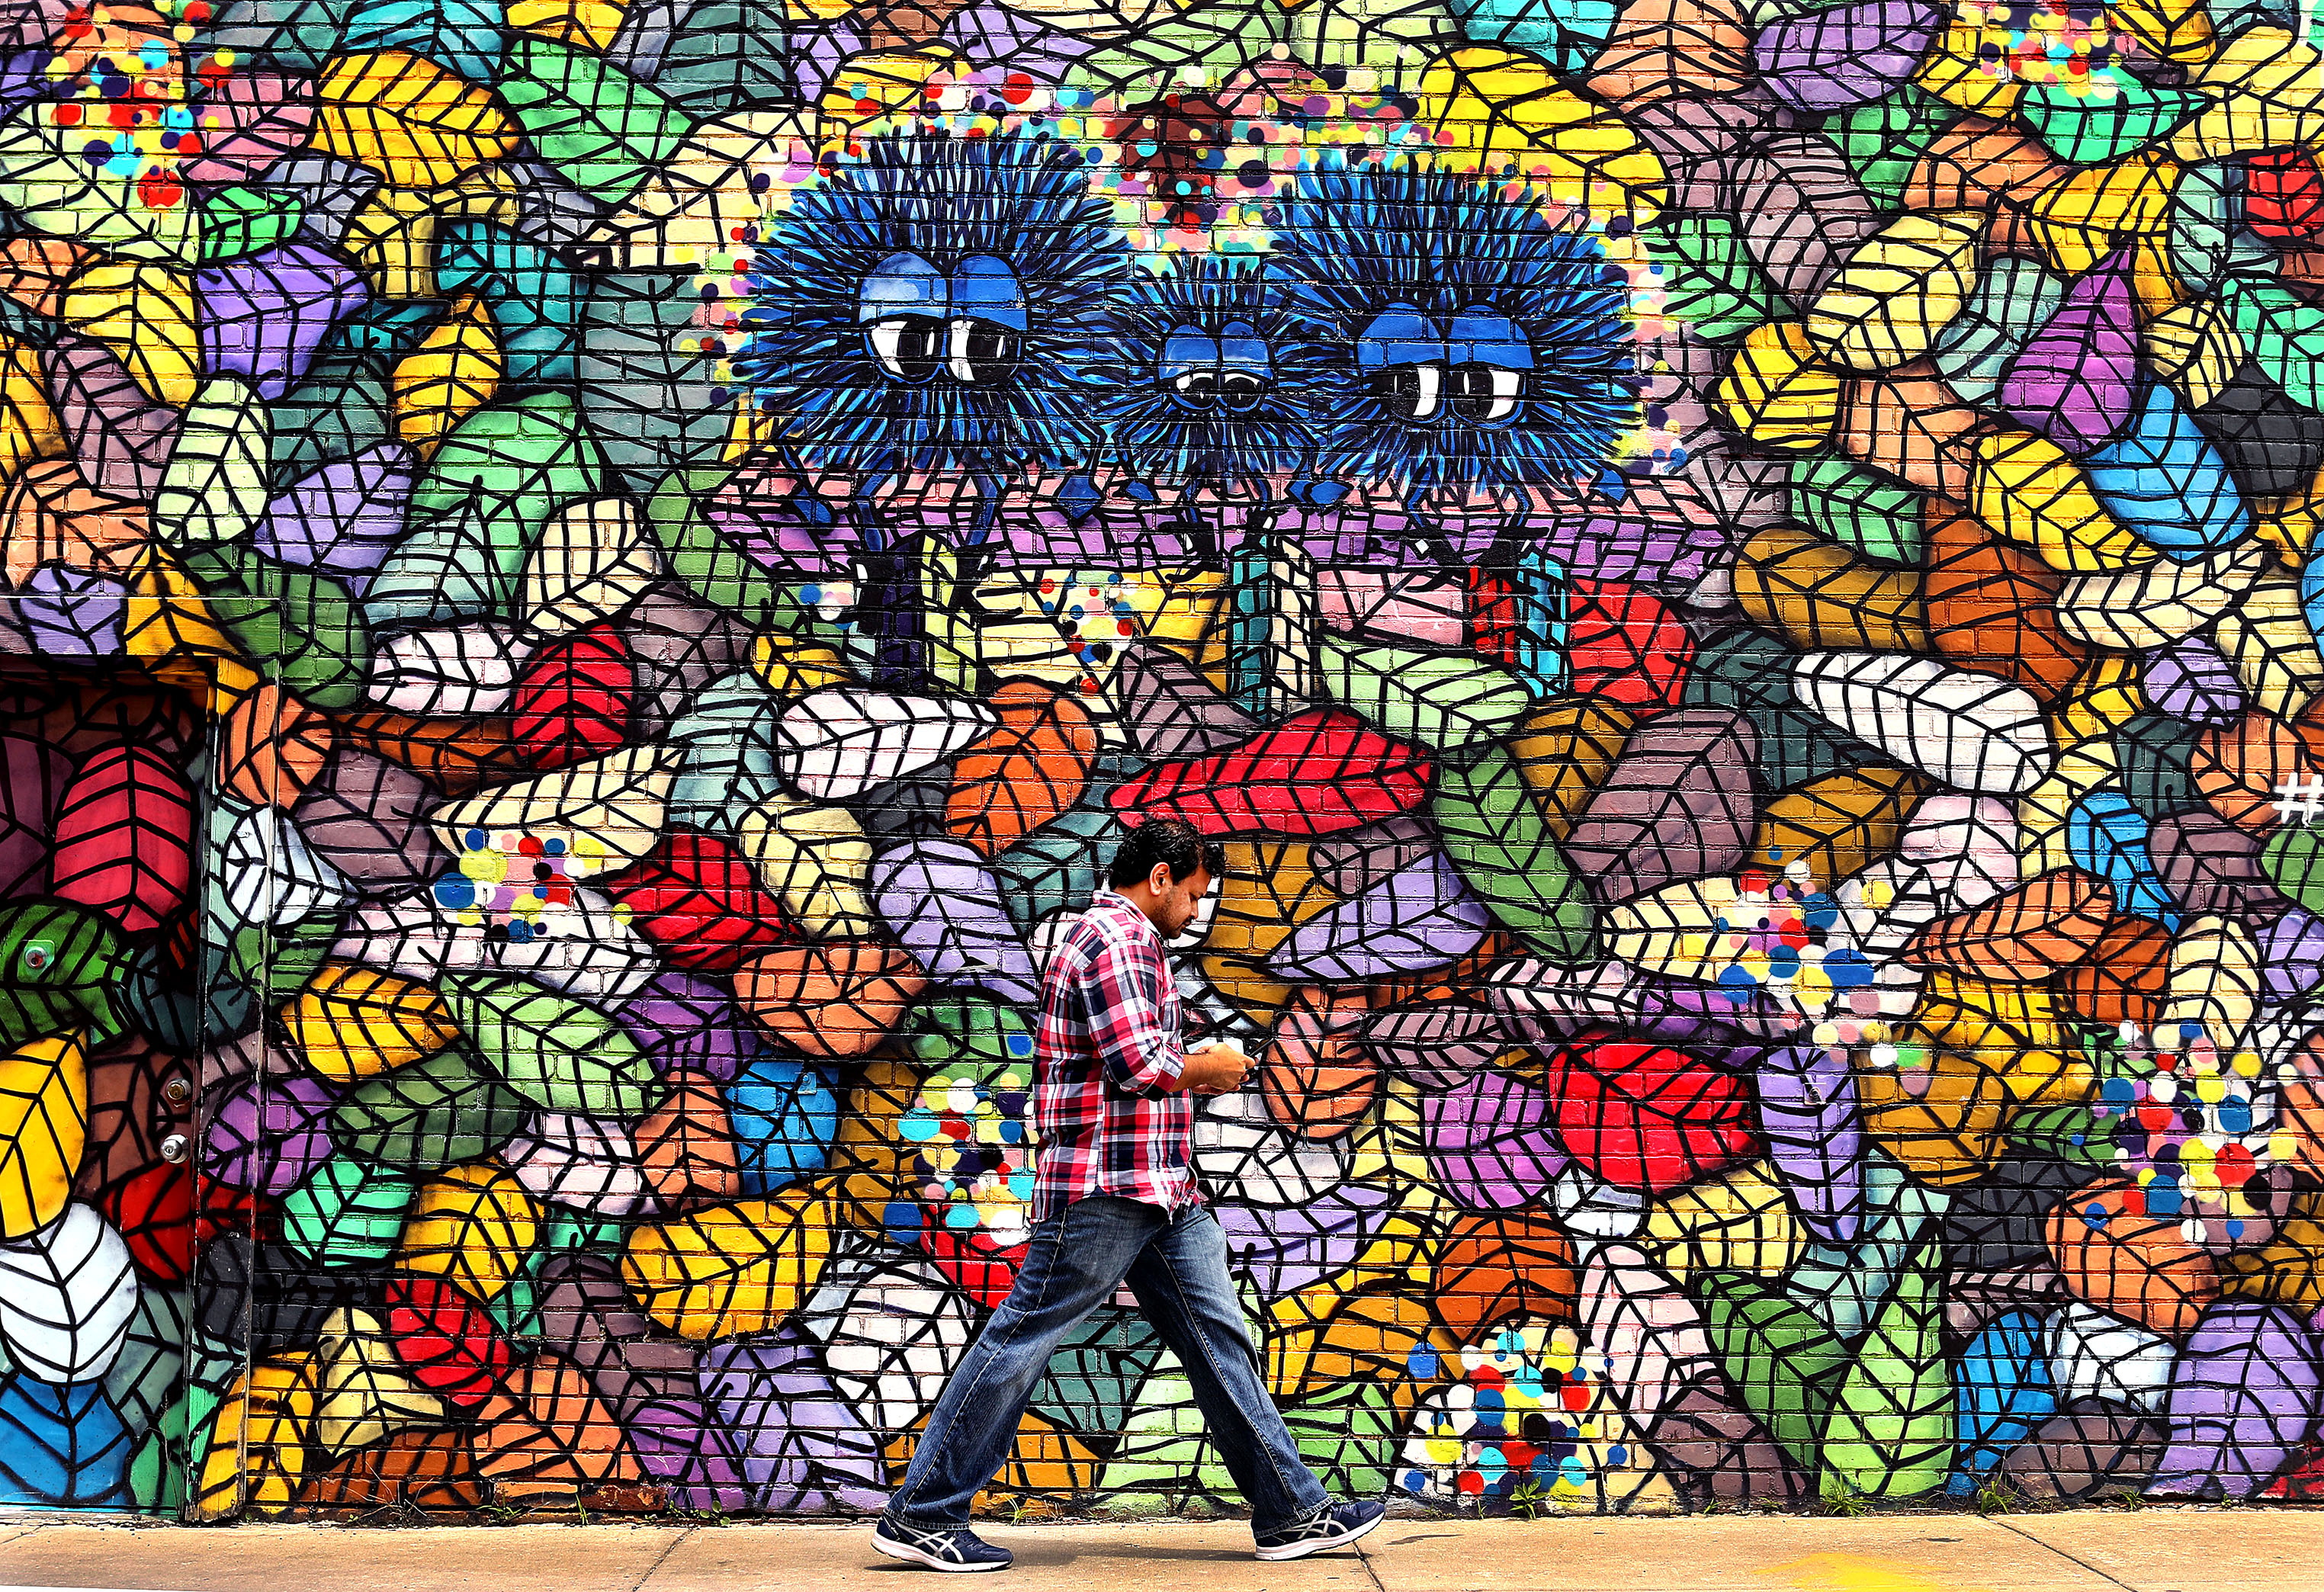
[1031,888,1199,1222]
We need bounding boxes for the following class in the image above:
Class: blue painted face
[1157,318,1273,416]
[858,250,1028,386]
[1354,302,1531,426]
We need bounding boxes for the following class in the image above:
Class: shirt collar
[1090,887,1163,942]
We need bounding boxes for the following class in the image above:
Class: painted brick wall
[0,0,2322,1523]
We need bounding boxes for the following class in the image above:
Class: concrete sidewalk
[2,1511,2319,1592]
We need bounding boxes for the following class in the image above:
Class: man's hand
[1173,1043,1253,1096]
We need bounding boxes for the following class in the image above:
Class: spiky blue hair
[1098,255,1346,489]
[1278,161,1639,496]
[733,130,1130,477]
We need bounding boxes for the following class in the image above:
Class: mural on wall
[11,0,2324,1523]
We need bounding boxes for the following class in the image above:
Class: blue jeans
[886,1195,1332,1533]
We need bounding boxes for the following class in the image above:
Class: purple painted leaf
[2141,635,2246,726]
[615,966,756,1083]
[1214,1182,1394,1300]
[708,467,868,581]
[1269,849,1491,981]
[870,837,1040,1006]
[194,243,370,400]
[698,1334,888,1513]
[1753,1043,1867,1245]
[255,443,415,583]
[1997,252,2142,455]
[1753,0,1946,114]
[1527,474,1740,590]
[1112,643,1256,762]
[1424,1067,1568,1211]
[2259,908,2324,1003]
[1485,957,1809,1051]
[203,1071,335,1197]
[2147,1302,2323,1500]
[2147,811,2285,927]
[1562,709,1761,904]
[0,0,75,52]
[19,566,126,657]
[1358,999,1506,1091]
[179,71,317,187]
[987,477,1194,568]
[42,334,180,502]
[627,1394,756,1512]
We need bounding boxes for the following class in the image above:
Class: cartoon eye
[21,942,51,972]
[1172,370,1218,409]
[948,319,1019,385]
[867,315,944,383]
[1376,363,1444,421]
[1218,371,1267,415]
[1452,364,1522,422]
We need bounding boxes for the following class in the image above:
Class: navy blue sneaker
[872,1517,1014,1573]
[1253,1499,1388,1562]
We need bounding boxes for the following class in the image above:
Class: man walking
[872,820,1388,1571]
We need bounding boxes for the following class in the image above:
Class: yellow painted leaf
[1411,47,1668,223]
[286,961,462,1085]
[1804,210,1983,372]
[0,1034,86,1241]
[398,1163,541,1302]
[313,50,521,188]
[1969,428,2162,573]
[60,262,197,408]
[2028,149,2181,277]
[621,1189,837,1339]
[392,294,502,459]
[1713,320,1841,449]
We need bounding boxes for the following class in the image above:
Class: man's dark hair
[1107,820,1227,890]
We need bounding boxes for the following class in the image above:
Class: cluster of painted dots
[899,1063,1042,1247]
[432,829,590,940]
[1398,1326,1626,1504]
[1960,0,2119,94]
[1713,865,1879,1019]
[2097,1028,2281,1236]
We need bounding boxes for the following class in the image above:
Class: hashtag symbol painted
[2275,775,2324,825]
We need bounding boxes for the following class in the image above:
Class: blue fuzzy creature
[1099,254,1345,494]
[733,129,1130,481]
[1277,160,1639,498]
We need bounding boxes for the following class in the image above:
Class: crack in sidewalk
[625,1523,698,1591]
[1988,1516,2143,1592]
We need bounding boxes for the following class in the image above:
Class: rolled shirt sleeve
[1086,931,1185,1095]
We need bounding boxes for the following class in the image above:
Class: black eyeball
[1171,370,1218,411]
[948,319,1020,385]
[866,315,944,383]
[1218,371,1267,415]
[1452,364,1522,422]
[1376,363,1446,421]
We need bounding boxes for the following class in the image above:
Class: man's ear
[1150,862,1173,895]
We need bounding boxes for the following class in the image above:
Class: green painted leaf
[1428,743,1596,964]
[1790,454,1925,565]
[1648,214,1794,342]
[2224,277,2324,413]
[1820,1239,1954,1497]
[197,186,304,261]
[441,971,656,1119]
[497,35,694,204]
[279,1155,419,1267]
[1318,637,1531,753]
[2019,79,2203,167]
[331,1047,531,1171]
